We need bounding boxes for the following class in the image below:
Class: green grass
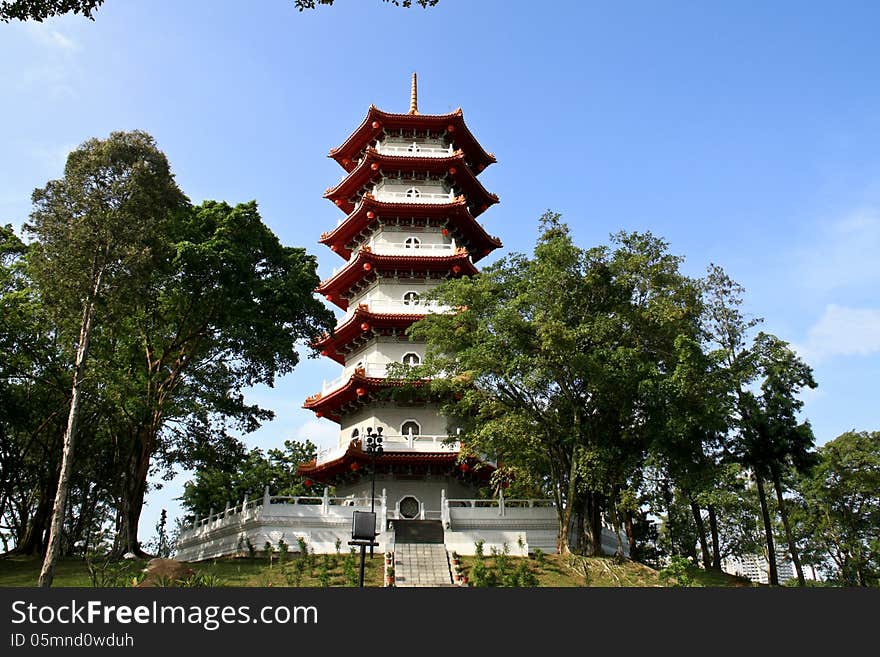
[0,552,385,588]
[1,551,752,588]
[456,553,756,587]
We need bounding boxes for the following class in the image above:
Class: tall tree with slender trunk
[25,131,187,586]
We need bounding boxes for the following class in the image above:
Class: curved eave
[315,250,478,310]
[319,195,503,262]
[303,374,426,423]
[297,444,468,482]
[314,308,427,364]
[323,150,499,217]
[328,106,496,174]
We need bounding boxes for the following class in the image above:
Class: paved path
[393,544,453,587]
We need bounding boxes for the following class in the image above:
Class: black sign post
[349,510,379,588]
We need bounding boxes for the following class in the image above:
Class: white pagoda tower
[298,74,502,525]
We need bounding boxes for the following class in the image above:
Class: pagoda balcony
[321,363,389,395]
[343,299,451,319]
[375,141,455,158]
[373,189,457,204]
[316,435,460,466]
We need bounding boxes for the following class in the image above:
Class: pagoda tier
[315,248,478,311]
[302,368,426,423]
[329,105,496,174]
[319,194,502,262]
[315,306,433,364]
[323,149,499,217]
[297,441,492,485]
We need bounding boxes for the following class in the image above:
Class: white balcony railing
[373,190,456,204]
[343,299,451,319]
[365,242,455,256]
[316,435,459,465]
[375,141,454,157]
[321,362,388,395]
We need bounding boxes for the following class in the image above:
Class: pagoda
[298,74,502,524]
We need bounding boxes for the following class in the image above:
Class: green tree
[181,439,318,520]
[735,334,817,586]
[407,213,700,555]
[95,199,333,555]
[1,0,438,22]
[25,131,187,586]
[793,431,880,586]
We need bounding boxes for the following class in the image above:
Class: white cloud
[25,23,80,51]
[794,210,880,295]
[294,420,339,451]
[794,304,880,362]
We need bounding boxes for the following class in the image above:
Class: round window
[399,496,420,519]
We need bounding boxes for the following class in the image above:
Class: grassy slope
[0,552,751,588]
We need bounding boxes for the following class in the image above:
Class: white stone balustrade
[375,141,454,157]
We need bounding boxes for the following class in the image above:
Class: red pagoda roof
[329,106,496,174]
[303,370,426,423]
[297,439,492,484]
[323,149,499,217]
[315,306,430,364]
[319,194,502,262]
[315,248,478,311]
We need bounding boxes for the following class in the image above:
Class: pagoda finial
[408,72,419,115]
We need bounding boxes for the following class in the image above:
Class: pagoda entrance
[393,519,444,544]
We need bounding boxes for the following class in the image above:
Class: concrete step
[393,543,453,587]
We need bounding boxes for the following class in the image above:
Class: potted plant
[385,566,395,587]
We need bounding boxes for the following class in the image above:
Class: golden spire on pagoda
[408,72,419,115]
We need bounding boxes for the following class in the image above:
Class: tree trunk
[38,266,103,588]
[581,491,603,557]
[754,472,779,586]
[689,498,711,569]
[18,490,53,555]
[624,509,636,561]
[770,466,805,586]
[114,428,154,558]
[707,503,722,570]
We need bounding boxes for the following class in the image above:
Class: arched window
[404,236,420,249]
[402,352,420,366]
[403,291,420,306]
[351,428,360,439]
[401,420,421,437]
[405,187,421,198]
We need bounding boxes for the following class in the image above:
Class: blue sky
[2,0,878,540]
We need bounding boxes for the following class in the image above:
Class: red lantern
[370,163,380,171]
[304,478,313,487]
[372,121,380,129]
[350,462,361,472]
[342,158,351,166]
[330,244,339,252]
[315,411,323,418]
[448,166,457,175]
[325,294,334,302]
[477,163,485,171]
[366,211,375,219]
[447,124,456,133]
[321,349,330,356]
[452,265,462,274]
[480,204,488,212]
[360,322,370,332]
[363,262,372,272]
[459,463,469,472]
[441,228,449,236]
[335,199,343,206]
[356,387,367,396]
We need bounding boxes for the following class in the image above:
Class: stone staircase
[393,543,453,587]
[391,520,453,587]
